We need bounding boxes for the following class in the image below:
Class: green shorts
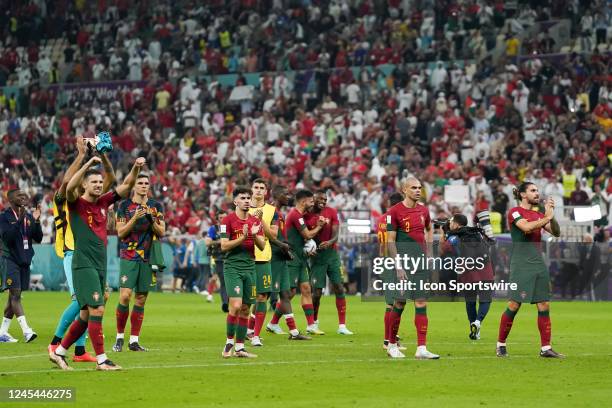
[382,267,396,305]
[270,258,287,293]
[224,264,256,305]
[119,259,153,293]
[73,266,106,308]
[384,268,429,302]
[255,262,272,294]
[508,260,550,304]
[287,258,309,289]
[310,249,342,289]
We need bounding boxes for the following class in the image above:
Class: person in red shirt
[377,192,405,350]
[496,181,563,358]
[220,186,265,358]
[49,155,145,371]
[304,191,353,335]
[385,177,439,359]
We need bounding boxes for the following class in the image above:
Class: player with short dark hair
[305,190,353,335]
[220,187,265,358]
[377,192,406,351]
[48,136,115,361]
[266,185,311,340]
[385,177,439,359]
[246,178,295,346]
[496,181,563,358]
[267,189,327,336]
[113,174,165,353]
[49,155,145,371]
[0,188,43,343]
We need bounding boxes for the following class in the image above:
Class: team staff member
[0,189,43,343]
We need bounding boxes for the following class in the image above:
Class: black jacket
[0,208,43,266]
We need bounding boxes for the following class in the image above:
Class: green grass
[0,292,610,407]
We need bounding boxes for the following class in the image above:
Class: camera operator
[205,211,228,313]
[440,214,494,341]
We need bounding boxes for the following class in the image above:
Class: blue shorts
[64,251,75,297]
[1,257,30,291]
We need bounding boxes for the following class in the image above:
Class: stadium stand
[0,0,611,242]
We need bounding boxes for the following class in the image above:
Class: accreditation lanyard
[11,208,29,250]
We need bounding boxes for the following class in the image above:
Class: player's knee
[333,284,344,295]
[135,293,147,307]
[300,283,311,296]
[90,306,105,317]
[414,299,427,308]
[537,301,550,311]
[507,300,521,311]
[393,299,406,309]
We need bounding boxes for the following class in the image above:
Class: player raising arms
[113,174,165,353]
[221,187,265,358]
[49,156,146,371]
[496,182,563,358]
[378,192,406,350]
[306,190,353,335]
[266,186,311,340]
[386,177,439,359]
[48,136,115,362]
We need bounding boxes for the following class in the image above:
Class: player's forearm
[254,235,266,251]
[549,218,561,237]
[61,152,86,195]
[152,221,166,237]
[521,216,553,233]
[117,163,141,198]
[101,154,116,193]
[221,237,245,252]
[329,225,339,244]
[117,219,137,239]
[66,163,90,201]
[303,225,322,240]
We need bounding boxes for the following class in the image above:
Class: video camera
[433,218,451,234]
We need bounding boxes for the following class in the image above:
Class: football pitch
[1,292,610,407]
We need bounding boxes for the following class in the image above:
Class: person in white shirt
[264,116,283,144]
[430,61,448,91]
[345,80,361,105]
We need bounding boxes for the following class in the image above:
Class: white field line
[1,353,610,376]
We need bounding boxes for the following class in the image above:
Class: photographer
[205,211,228,313]
[440,214,494,341]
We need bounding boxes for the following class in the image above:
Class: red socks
[538,310,551,347]
[498,308,518,343]
[336,296,346,325]
[414,307,428,347]
[60,317,88,349]
[88,316,105,356]
[116,303,129,334]
[270,301,282,324]
[302,304,315,326]
[130,306,145,337]
[389,307,404,344]
[384,307,392,341]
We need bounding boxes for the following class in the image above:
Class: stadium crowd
[0,0,611,243]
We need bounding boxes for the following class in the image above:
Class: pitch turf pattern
[0,293,610,407]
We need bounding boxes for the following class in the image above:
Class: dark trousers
[215,259,228,305]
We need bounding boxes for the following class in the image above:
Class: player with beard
[305,191,353,335]
[377,192,407,351]
[385,177,439,359]
[48,136,115,361]
[266,186,311,340]
[49,156,145,371]
[496,181,563,358]
[267,189,325,336]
